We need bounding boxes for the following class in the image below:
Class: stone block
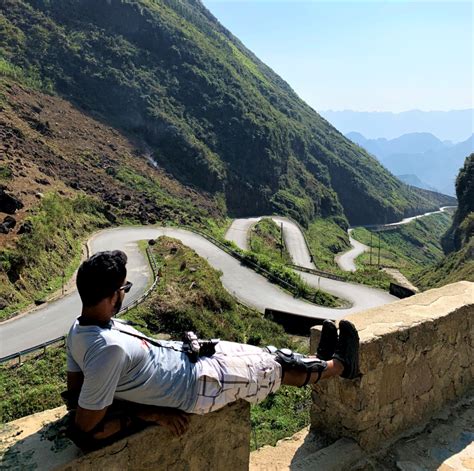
[359,340,383,371]
[378,362,404,406]
[309,325,322,354]
[402,358,433,398]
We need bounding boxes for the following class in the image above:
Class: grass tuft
[0,193,108,320]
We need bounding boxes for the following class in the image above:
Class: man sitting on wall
[67,250,359,442]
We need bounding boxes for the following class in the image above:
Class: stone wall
[0,401,250,470]
[309,281,474,451]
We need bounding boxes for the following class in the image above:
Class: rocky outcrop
[0,215,17,234]
[17,220,33,235]
[443,153,473,253]
[0,188,23,214]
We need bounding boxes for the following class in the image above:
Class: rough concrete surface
[359,391,474,470]
[0,401,250,470]
[251,391,473,471]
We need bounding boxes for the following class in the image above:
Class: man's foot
[317,319,338,360]
[332,320,360,379]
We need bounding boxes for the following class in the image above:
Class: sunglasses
[118,281,133,293]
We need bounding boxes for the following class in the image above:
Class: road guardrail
[288,264,346,282]
[0,246,160,365]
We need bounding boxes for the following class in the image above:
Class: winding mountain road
[225,216,395,307]
[335,229,368,272]
[1,223,397,357]
[335,206,456,272]
[225,216,314,269]
[383,206,456,228]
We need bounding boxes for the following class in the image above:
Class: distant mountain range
[346,132,474,196]
[396,175,438,193]
[321,110,474,143]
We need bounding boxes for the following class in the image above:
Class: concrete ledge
[0,401,250,470]
[309,281,474,450]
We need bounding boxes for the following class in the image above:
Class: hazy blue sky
[202,1,473,112]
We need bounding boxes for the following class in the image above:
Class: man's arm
[67,372,118,439]
[75,406,116,440]
[67,371,84,394]
[75,404,190,439]
[71,345,189,439]
[75,405,109,434]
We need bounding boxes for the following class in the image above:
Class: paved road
[335,229,368,272]
[335,206,456,272]
[224,217,260,251]
[0,224,397,357]
[226,216,314,268]
[271,216,314,269]
[381,205,456,228]
[225,216,395,308]
[0,227,153,358]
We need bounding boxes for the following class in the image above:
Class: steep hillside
[351,210,454,281]
[415,154,474,288]
[0,79,223,316]
[0,0,453,225]
[442,153,474,253]
[0,80,220,228]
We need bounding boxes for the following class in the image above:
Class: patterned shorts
[190,341,282,415]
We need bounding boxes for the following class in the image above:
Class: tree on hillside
[442,153,474,252]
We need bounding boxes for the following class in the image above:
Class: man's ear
[108,290,119,305]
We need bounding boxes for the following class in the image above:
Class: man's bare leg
[281,359,344,387]
[278,320,360,386]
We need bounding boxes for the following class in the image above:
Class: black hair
[76,250,128,307]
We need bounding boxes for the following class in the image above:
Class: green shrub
[0,164,12,180]
[248,218,292,265]
[239,250,339,308]
[0,193,108,319]
[0,57,53,92]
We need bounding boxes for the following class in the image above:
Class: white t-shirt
[67,319,200,412]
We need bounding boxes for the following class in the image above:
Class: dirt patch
[0,80,221,249]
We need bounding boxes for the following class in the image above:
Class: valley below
[0,221,396,358]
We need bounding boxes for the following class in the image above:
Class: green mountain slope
[0,79,225,318]
[415,154,474,288]
[0,0,454,225]
[443,154,474,253]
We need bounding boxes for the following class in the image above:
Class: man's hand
[153,409,190,437]
[75,403,190,440]
[135,406,191,437]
